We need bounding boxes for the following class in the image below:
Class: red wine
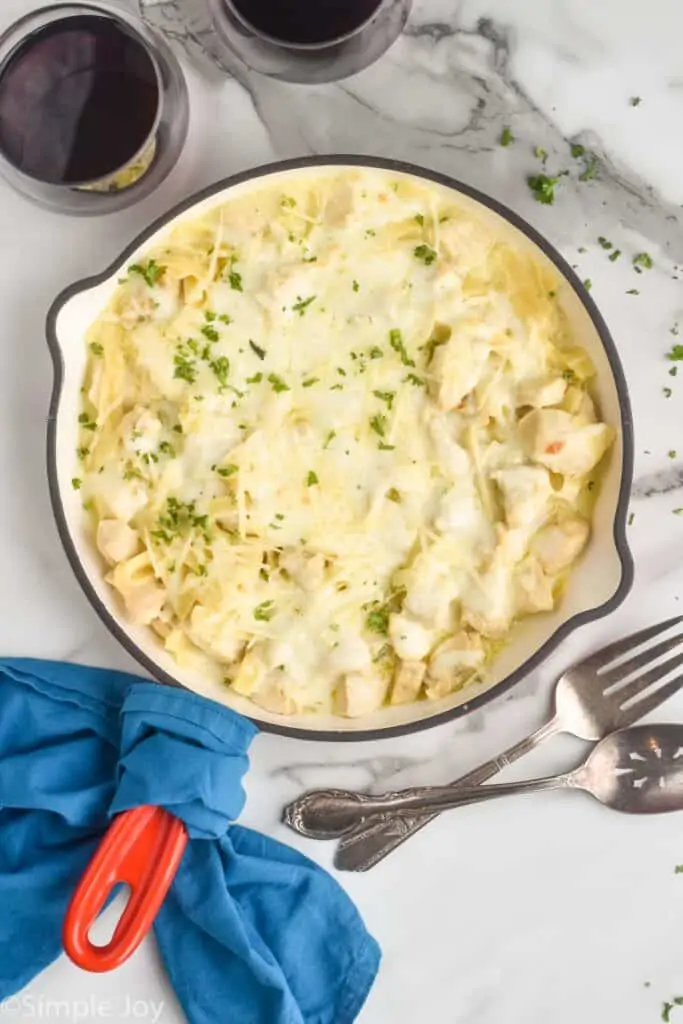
[231,0,384,45]
[0,15,159,186]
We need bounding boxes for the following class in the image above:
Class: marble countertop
[2,0,683,1020]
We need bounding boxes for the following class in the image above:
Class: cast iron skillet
[46,156,635,742]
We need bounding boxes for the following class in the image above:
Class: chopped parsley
[534,146,548,161]
[78,412,97,432]
[71,477,82,490]
[413,243,437,266]
[173,424,183,434]
[633,252,653,270]
[330,384,344,391]
[280,195,296,208]
[378,441,395,451]
[369,414,387,438]
[570,143,585,158]
[386,487,401,503]
[598,237,613,250]
[626,288,640,295]
[365,229,376,238]
[352,279,360,292]
[154,497,210,541]
[578,155,598,181]
[674,509,683,516]
[89,342,104,356]
[268,373,290,393]
[662,997,683,1023]
[201,324,219,343]
[302,255,317,263]
[249,340,266,360]
[173,345,197,384]
[292,294,316,316]
[664,387,672,398]
[323,430,336,449]
[630,96,642,106]
[158,441,175,457]
[405,373,426,387]
[306,470,319,487]
[584,279,592,290]
[669,450,677,460]
[218,313,231,324]
[628,512,635,526]
[129,258,165,288]
[369,346,383,359]
[608,249,621,261]
[389,328,415,366]
[675,865,683,873]
[253,600,275,622]
[373,389,395,410]
[217,464,238,477]
[667,345,683,361]
[76,446,89,461]
[246,372,263,384]
[302,377,319,387]
[228,269,243,291]
[210,356,230,388]
[528,173,559,205]
[671,366,679,377]
[365,608,389,634]
[414,213,425,226]
[499,125,513,147]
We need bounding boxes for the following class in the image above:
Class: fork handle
[334,716,561,871]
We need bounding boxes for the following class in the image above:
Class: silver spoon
[283,724,683,839]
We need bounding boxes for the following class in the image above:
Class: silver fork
[331,615,683,871]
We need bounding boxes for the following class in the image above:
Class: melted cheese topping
[76,170,614,716]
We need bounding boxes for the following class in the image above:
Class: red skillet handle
[63,805,188,972]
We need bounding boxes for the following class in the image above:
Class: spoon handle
[364,771,576,817]
[288,770,578,839]
[334,716,561,870]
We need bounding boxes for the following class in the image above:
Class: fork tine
[619,674,683,719]
[613,650,683,705]
[581,615,683,671]
[601,633,683,687]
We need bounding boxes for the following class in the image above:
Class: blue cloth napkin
[0,659,380,1023]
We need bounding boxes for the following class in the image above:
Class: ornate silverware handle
[333,716,560,870]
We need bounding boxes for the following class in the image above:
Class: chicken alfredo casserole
[76,170,614,718]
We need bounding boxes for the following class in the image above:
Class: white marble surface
[1,0,683,1020]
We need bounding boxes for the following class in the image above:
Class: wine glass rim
[221,0,388,52]
[0,2,164,190]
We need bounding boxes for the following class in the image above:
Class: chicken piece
[492,466,552,529]
[514,556,555,615]
[338,670,389,717]
[516,377,567,409]
[326,631,372,675]
[96,519,140,565]
[231,650,268,697]
[390,660,427,705]
[518,408,614,477]
[389,614,435,661]
[531,518,590,575]
[431,336,490,411]
[250,675,297,715]
[425,632,485,700]
[460,555,514,638]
